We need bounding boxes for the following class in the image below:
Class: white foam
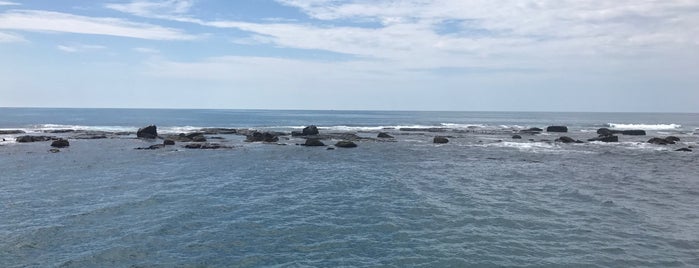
[32,124,135,133]
[607,123,681,130]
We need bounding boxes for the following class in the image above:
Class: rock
[597,128,613,136]
[294,125,319,136]
[546,126,568,133]
[433,136,449,144]
[555,136,576,143]
[377,132,394,139]
[200,128,237,134]
[136,125,158,139]
[665,136,680,142]
[303,138,325,146]
[648,137,674,145]
[519,127,543,135]
[50,139,70,148]
[48,148,61,153]
[44,129,75,133]
[183,143,229,149]
[184,143,202,149]
[163,139,175,145]
[335,141,357,148]
[191,135,207,142]
[245,131,279,142]
[136,144,165,150]
[327,147,335,150]
[72,134,108,139]
[0,130,25,134]
[16,135,55,143]
[588,135,619,142]
[676,148,692,152]
[597,128,646,136]
[512,135,522,139]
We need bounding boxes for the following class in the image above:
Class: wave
[607,123,681,130]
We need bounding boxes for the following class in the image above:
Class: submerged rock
[136,144,166,150]
[546,126,568,133]
[245,131,279,143]
[648,137,678,145]
[433,136,449,144]
[588,135,619,142]
[200,128,237,134]
[512,135,522,139]
[136,125,158,139]
[184,143,229,149]
[303,138,325,146]
[676,148,692,152]
[16,135,56,143]
[0,130,25,134]
[50,139,70,148]
[555,136,576,143]
[335,141,357,148]
[377,132,394,139]
[163,139,175,145]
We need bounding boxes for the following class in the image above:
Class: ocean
[1,108,698,267]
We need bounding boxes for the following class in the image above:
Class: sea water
[1,108,698,267]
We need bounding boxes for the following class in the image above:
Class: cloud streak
[0,10,197,40]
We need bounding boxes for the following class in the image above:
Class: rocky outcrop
[546,126,568,133]
[588,135,619,142]
[519,127,543,135]
[136,144,165,150]
[200,128,237,134]
[245,131,279,143]
[512,135,522,139]
[555,136,576,143]
[136,125,158,139]
[676,148,692,152]
[163,139,175,145]
[433,136,449,144]
[335,141,357,148]
[184,143,229,149]
[303,138,325,146]
[165,133,206,142]
[377,132,394,139]
[597,128,646,136]
[293,125,319,136]
[0,130,25,134]
[50,139,70,148]
[16,135,56,143]
[648,137,679,145]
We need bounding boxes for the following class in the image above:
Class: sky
[1,0,698,112]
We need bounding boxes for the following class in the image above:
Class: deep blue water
[1,108,698,267]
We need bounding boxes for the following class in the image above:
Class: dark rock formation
[588,135,619,142]
[303,138,325,146]
[555,136,576,143]
[200,128,237,134]
[546,126,568,133]
[648,137,678,145]
[16,135,56,143]
[377,132,394,139]
[665,136,680,142]
[291,125,320,136]
[184,143,228,149]
[597,128,646,136]
[245,131,279,143]
[44,129,75,133]
[676,148,692,152]
[50,139,70,148]
[136,144,165,150]
[519,128,543,135]
[191,135,207,142]
[335,141,357,148]
[0,130,25,134]
[512,135,522,139]
[72,134,108,139]
[163,139,175,145]
[136,125,158,139]
[433,136,449,144]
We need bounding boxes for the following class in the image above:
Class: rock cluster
[136,125,158,139]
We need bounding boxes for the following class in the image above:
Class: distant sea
[1,108,698,267]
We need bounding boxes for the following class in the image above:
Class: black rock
[200,128,237,134]
[191,135,207,142]
[519,127,543,135]
[327,147,335,150]
[665,136,680,142]
[304,138,325,146]
[163,139,175,145]
[555,136,576,143]
[648,137,674,145]
[512,135,522,139]
[597,128,613,136]
[303,125,319,135]
[597,128,646,136]
[676,148,692,152]
[245,131,279,142]
[136,144,165,150]
[16,135,55,143]
[0,130,25,134]
[546,126,568,133]
[136,125,158,139]
[184,143,202,149]
[50,139,70,148]
[377,132,394,139]
[335,141,357,148]
[588,135,619,142]
[433,136,449,144]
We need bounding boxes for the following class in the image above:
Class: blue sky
[1,0,698,112]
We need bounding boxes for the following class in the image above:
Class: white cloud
[0,31,24,42]
[0,1,19,6]
[57,44,106,53]
[0,10,197,40]
[133,47,160,54]
[106,0,194,16]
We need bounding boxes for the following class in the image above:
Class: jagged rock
[335,141,357,148]
[245,131,279,142]
[136,125,158,139]
[665,136,680,142]
[676,148,692,152]
[191,135,207,142]
[291,125,321,136]
[200,128,237,134]
[648,137,676,145]
[303,138,325,146]
[433,136,449,144]
[597,128,646,136]
[512,135,522,139]
[377,132,394,138]
[136,144,165,150]
[546,126,568,133]
[555,136,576,143]
[163,139,175,145]
[588,135,619,142]
[16,135,56,143]
[50,139,70,148]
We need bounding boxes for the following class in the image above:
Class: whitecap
[607,123,681,130]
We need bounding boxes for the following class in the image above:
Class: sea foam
[607,123,681,130]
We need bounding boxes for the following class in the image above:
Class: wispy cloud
[0,10,197,40]
[57,44,106,53]
[0,31,24,42]
[106,0,194,16]
[0,1,19,6]
[133,47,160,54]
